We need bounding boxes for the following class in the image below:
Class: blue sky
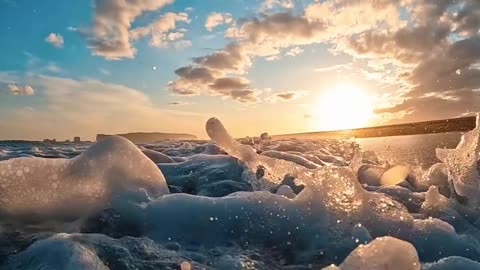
[1,0,479,140]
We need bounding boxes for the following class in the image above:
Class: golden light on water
[313,84,374,131]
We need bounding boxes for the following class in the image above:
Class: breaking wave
[1,116,480,269]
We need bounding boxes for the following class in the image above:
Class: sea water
[0,118,479,270]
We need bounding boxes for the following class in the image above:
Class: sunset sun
[313,84,374,131]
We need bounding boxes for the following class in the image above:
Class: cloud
[8,84,35,96]
[193,44,251,74]
[205,12,233,31]
[168,101,192,106]
[261,0,295,11]
[285,46,303,56]
[343,23,451,65]
[85,0,176,60]
[173,40,192,49]
[45,62,63,73]
[168,65,216,96]
[98,68,111,76]
[314,63,352,72]
[221,89,260,104]
[45,33,64,48]
[374,91,480,123]
[305,0,401,37]
[209,77,250,91]
[266,90,306,103]
[169,12,326,103]
[229,12,326,54]
[129,12,190,48]
[168,0,479,119]
[0,74,207,140]
[169,66,259,103]
[340,1,480,120]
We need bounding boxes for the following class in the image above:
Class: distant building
[74,136,81,143]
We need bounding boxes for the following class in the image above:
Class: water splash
[435,114,480,205]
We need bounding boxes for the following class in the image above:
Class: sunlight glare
[313,84,374,131]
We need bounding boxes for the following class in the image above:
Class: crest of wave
[0,136,169,223]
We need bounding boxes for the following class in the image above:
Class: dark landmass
[0,140,40,144]
[96,132,197,144]
[273,116,477,140]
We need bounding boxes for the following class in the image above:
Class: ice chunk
[0,136,169,222]
[324,237,420,270]
[435,115,480,205]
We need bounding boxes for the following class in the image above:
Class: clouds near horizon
[2,0,480,139]
[7,84,35,96]
[0,74,206,140]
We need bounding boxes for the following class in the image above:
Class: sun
[313,84,374,131]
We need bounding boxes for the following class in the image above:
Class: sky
[0,0,479,140]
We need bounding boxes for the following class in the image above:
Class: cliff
[96,132,197,144]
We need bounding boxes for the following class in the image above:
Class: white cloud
[266,90,306,103]
[205,12,233,31]
[173,40,192,49]
[8,84,35,96]
[86,0,176,60]
[170,12,326,102]
[0,74,207,140]
[314,63,352,72]
[45,62,63,73]
[261,0,295,11]
[130,12,190,49]
[285,46,304,56]
[168,101,192,106]
[98,68,111,76]
[45,33,64,48]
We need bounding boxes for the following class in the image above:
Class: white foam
[436,115,480,205]
[325,237,420,270]
[0,136,169,222]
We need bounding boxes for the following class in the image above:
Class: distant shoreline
[272,116,477,140]
[1,116,476,143]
